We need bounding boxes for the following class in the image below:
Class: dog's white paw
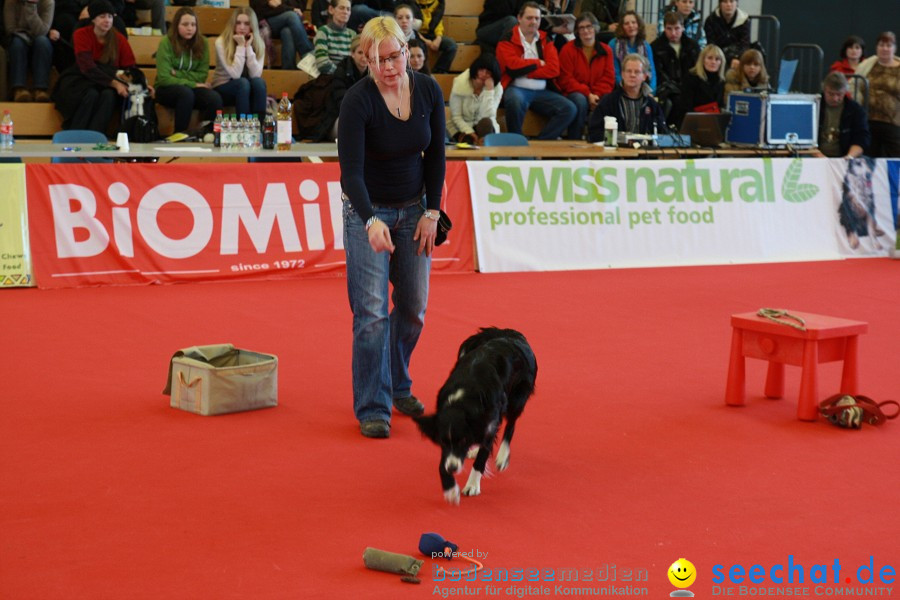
[444,485,460,505]
[466,446,479,460]
[495,441,510,471]
[462,470,482,496]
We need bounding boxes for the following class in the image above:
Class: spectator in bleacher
[575,0,617,31]
[314,0,353,75]
[702,0,748,71]
[537,0,574,52]
[250,0,314,71]
[122,0,165,35]
[651,11,699,122]
[556,12,614,140]
[154,7,223,133]
[857,31,900,157]
[395,3,455,74]
[325,33,366,139]
[413,0,456,73]
[496,1,577,139]
[671,43,725,127]
[723,47,768,97]
[475,0,519,54]
[50,0,126,74]
[0,24,7,102]
[830,35,865,77]
[447,52,502,144]
[588,53,664,141]
[656,0,704,48]
[406,36,431,74]
[51,0,136,132]
[211,7,267,121]
[818,72,869,160]
[608,10,655,93]
[4,0,54,102]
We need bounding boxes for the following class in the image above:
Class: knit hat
[88,0,116,19]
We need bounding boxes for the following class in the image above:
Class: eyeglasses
[576,25,595,31]
[369,49,405,69]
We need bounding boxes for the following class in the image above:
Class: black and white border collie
[414,327,537,505]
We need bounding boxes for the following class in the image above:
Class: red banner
[26,162,474,289]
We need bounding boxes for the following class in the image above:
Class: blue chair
[483,132,529,147]
[483,132,530,160]
[52,130,113,163]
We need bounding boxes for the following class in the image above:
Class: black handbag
[435,210,452,246]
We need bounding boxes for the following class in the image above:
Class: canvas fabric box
[163,344,277,415]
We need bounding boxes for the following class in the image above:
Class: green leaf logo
[781,158,819,202]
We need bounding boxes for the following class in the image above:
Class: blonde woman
[337,16,445,439]
[724,48,769,97]
[673,43,725,126]
[211,7,268,120]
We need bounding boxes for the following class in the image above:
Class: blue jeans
[342,198,431,423]
[214,77,267,119]
[566,92,589,141]
[9,35,52,89]
[348,4,383,32]
[502,86,577,140]
[265,11,312,68]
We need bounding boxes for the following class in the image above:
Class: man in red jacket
[496,1,577,139]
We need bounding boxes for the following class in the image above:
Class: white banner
[467,158,844,273]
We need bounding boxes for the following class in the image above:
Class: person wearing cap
[51,0,138,133]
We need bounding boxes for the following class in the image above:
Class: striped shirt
[314,23,354,75]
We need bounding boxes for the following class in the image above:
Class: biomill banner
[26,162,474,289]
[0,164,33,287]
[466,158,843,273]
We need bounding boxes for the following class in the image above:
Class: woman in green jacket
[154,7,223,133]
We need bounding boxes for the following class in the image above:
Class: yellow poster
[0,163,33,287]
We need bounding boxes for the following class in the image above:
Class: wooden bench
[445,0,483,17]
[442,15,478,44]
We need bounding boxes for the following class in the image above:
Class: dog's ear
[413,414,440,443]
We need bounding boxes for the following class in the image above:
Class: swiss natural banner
[25,162,474,289]
[466,158,895,273]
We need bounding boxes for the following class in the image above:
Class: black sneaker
[392,395,425,417]
[360,419,390,438]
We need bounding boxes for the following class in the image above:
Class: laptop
[679,111,733,147]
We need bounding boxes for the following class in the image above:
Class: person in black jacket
[671,43,725,127]
[651,12,700,123]
[475,0,521,53]
[819,71,870,158]
[588,53,665,141]
[703,0,748,70]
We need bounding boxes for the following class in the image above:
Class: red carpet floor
[2,260,899,599]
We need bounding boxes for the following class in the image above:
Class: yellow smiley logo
[668,558,697,588]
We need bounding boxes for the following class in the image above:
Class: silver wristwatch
[365,215,380,231]
[423,210,440,221]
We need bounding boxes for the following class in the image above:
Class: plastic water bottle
[0,110,13,150]
[250,114,261,150]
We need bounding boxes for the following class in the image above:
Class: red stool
[725,310,868,421]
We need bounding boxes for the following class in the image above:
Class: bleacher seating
[0,0,559,141]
